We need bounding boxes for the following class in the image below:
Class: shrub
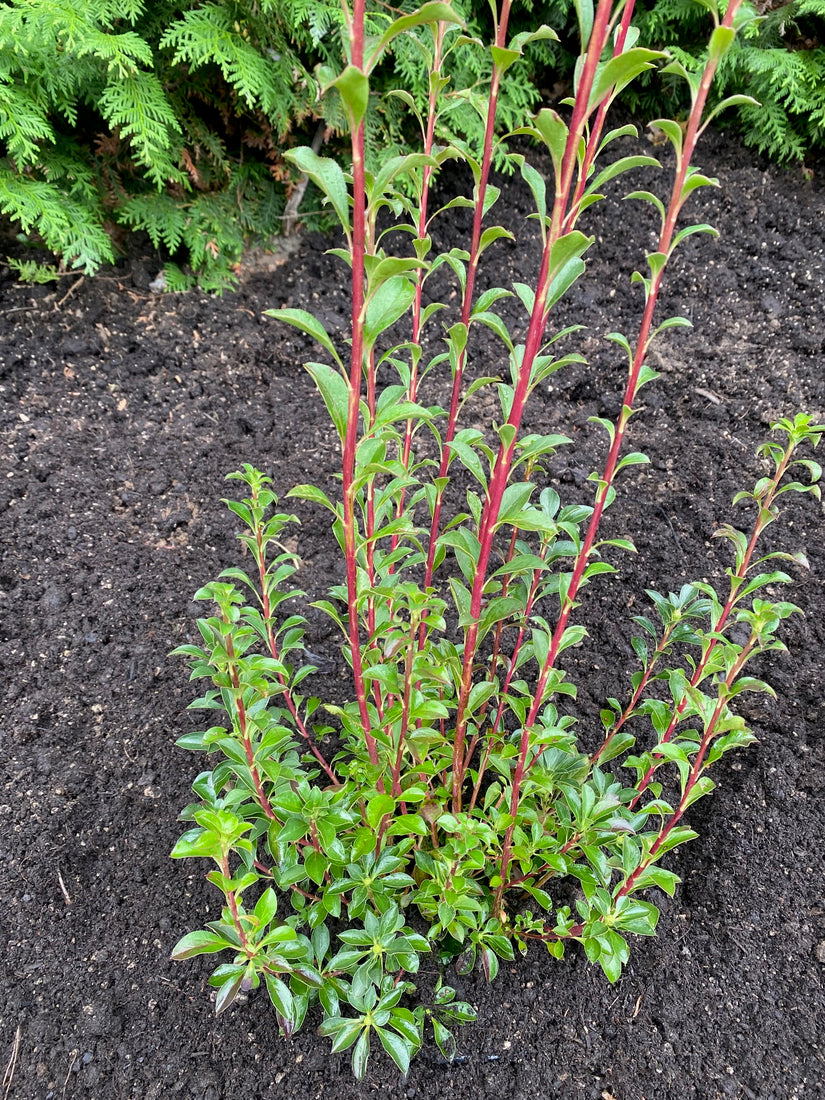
[168,0,823,1078]
[165,0,823,1076]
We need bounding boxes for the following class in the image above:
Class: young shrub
[170,0,823,1078]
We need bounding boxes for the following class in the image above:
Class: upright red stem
[564,0,637,233]
[341,0,378,766]
[629,437,793,805]
[450,0,616,812]
[421,1,513,597]
[528,0,744,734]
[493,0,744,911]
[619,637,756,898]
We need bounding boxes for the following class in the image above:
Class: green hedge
[1,0,822,290]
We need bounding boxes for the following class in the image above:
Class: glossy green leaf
[214,968,245,1015]
[364,276,416,345]
[377,1027,412,1074]
[589,49,662,111]
[286,483,337,513]
[285,148,349,231]
[352,1030,371,1080]
[266,308,343,366]
[265,972,295,1022]
[366,793,396,828]
[708,25,735,65]
[331,65,369,128]
[586,155,660,196]
[368,4,463,71]
[170,930,234,960]
[305,361,349,443]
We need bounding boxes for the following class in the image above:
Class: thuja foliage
[0,0,540,289]
[623,0,825,163]
[170,0,823,1077]
[2,0,821,293]
[0,0,345,288]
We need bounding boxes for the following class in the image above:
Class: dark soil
[1,125,824,1100]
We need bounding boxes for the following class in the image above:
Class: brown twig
[53,276,85,310]
[57,870,72,906]
[2,1027,20,1100]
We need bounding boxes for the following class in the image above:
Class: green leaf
[573,0,594,49]
[546,255,586,311]
[352,1030,371,1080]
[625,189,666,224]
[704,93,761,127]
[265,972,295,1022]
[254,887,278,928]
[630,865,680,897]
[467,680,496,713]
[589,49,662,111]
[432,1016,456,1062]
[286,483,336,513]
[670,224,718,252]
[305,848,328,886]
[586,155,660,195]
[473,310,514,351]
[490,45,521,73]
[364,276,416,346]
[215,968,245,1015]
[648,119,684,157]
[478,225,514,255]
[515,156,547,225]
[366,794,396,829]
[170,930,233,960]
[305,362,349,443]
[330,65,369,128]
[320,1016,363,1052]
[708,25,736,65]
[266,308,343,367]
[533,109,569,181]
[616,451,650,473]
[285,148,350,232]
[170,829,222,860]
[367,4,463,71]
[377,1026,412,1074]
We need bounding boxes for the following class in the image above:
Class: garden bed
[1,125,823,1100]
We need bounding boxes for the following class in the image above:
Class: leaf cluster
[167,0,822,1079]
[172,413,821,1074]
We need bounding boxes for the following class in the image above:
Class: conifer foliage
[0,0,541,289]
[0,0,822,290]
[605,0,825,163]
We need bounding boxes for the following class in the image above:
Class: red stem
[421,0,513,598]
[225,634,277,819]
[252,524,339,786]
[564,0,637,234]
[619,638,755,899]
[451,0,616,813]
[393,22,446,535]
[629,436,792,804]
[342,0,379,767]
[589,624,674,766]
[220,854,252,953]
[494,0,744,910]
